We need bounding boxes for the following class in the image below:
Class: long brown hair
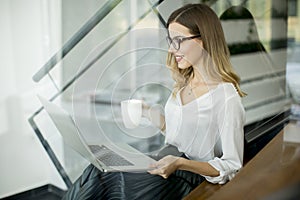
[166,4,246,97]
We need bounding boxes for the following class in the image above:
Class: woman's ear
[197,39,203,48]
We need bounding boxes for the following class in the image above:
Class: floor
[2,185,65,200]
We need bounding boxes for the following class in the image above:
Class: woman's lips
[175,55,183,63]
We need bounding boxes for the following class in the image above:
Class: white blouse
[164,83,245,184]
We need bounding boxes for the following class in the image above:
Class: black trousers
[62,164,204,200]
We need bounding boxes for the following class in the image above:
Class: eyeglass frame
[166,34,202,50]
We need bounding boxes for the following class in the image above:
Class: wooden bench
[183,181,222,200]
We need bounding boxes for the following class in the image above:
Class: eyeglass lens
[166,35,201,50]
[166,36,180,50]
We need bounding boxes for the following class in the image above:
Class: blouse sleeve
[204,95,245,184]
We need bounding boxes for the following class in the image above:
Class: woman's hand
[141,101,166,132]
[148,155,183,179]
[141,101,151,118]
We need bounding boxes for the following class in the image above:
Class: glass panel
[30,0,292,186]
[287,0,300,115]
[60,0,108,44]
[49,0,162,91]
[67,27,171,154]
[210,0,290,128]
[32,0,169,184]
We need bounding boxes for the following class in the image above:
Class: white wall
[0,0,16,135]
[0,0,66,198]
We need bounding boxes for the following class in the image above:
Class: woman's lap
[63,164,204,200]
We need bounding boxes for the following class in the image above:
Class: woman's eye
[174,38,182,43]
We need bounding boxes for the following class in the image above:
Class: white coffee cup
[121,99,142,129]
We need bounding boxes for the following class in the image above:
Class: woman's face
[168,22,203,70]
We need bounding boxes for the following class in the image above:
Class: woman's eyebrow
[167,31,185,38]
[169,35,185,39]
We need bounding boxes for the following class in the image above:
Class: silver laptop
[38,95,156,172]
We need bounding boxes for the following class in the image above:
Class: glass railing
[29,0,291,189]
[29,0,172,187]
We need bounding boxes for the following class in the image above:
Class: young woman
[63,3,245,200]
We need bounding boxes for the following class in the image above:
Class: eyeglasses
[166,34,201,50]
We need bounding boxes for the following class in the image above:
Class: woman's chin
[177,63,191,70]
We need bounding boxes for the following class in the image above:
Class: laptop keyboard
[89,145,134,166]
